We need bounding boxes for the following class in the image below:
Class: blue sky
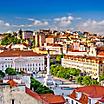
[0,0,104,34]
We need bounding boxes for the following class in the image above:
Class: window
[11,99,14,104]
[71,100,74,104]
[76,102,78,104]
[89,99,91,104]
[39,67,41,71]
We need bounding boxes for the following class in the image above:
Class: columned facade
[0,50,45,73]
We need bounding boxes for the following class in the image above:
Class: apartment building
[62,55,104,79]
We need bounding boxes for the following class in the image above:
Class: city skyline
[0,0,104,34]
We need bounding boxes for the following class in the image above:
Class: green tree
[99,74,104,82]
[0,70,5,79]
[69,68,81,76]
[30,77,54,94]
[35,85,54,94]
[91,79,99,85]
[1,34,21,45]
[76,76,83,85]
[5,68,17,75]
[51,65,62,76]
[82,76,92,85]
[56,55,62,64]
[50,64,57,75]
[57,68,65,78]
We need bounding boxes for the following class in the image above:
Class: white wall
[1,85,42,104]
[0,56,45,73]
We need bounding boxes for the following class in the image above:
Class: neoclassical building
[0,50,45,73]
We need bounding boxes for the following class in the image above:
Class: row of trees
[76,76,99,85]
[0,33,35,48]
[0,67,20,79]
[30,77,54,94]
[50,65,81,79]
[1,33,21,45]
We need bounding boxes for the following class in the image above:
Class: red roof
[0,50,43,57]
[46,35,56,38]
[47,43,62,47]
[25,87,42,101]
[40,94,65,104]
[99,97,104,102]
[7,79,17,87]
[68,90,76,99]
[57,34,69,38]
[79,93,88,104]
[98,51,104,57]
[64,55,104,62]
[97,46,104,51]
[26,88,65,104]
[75,85,104,98]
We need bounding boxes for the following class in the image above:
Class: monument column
[44,50,55,87]
[47,54,50,75]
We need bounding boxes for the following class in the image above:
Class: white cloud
[54,16,74,27]
[0,18,49,33]
[32,20,48,26]
[27,18,34,21]
[0,20,10,27]
[12,19,49,27]
[0,20,12,33]
[76,17,82,20]
[77,19,104,35]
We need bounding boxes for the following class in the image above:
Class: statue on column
[44,49,55,87]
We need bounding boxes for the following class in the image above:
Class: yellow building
[62,55,104,80]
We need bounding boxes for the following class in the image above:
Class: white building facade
[0,50,45,73]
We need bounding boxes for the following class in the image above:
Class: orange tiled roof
[0,50,43,57]
[64,55,104,62]
[57,34,69,38]
[68,90,76,99]
[40,93,65,104]
[47,43,62,47]
[46,35,56,38]
[25,87,42,101]
[75,85,104,98]
[79,93,88,104]
[98,51,104,56]
[7,79,17,87]
[97,46,104,51]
